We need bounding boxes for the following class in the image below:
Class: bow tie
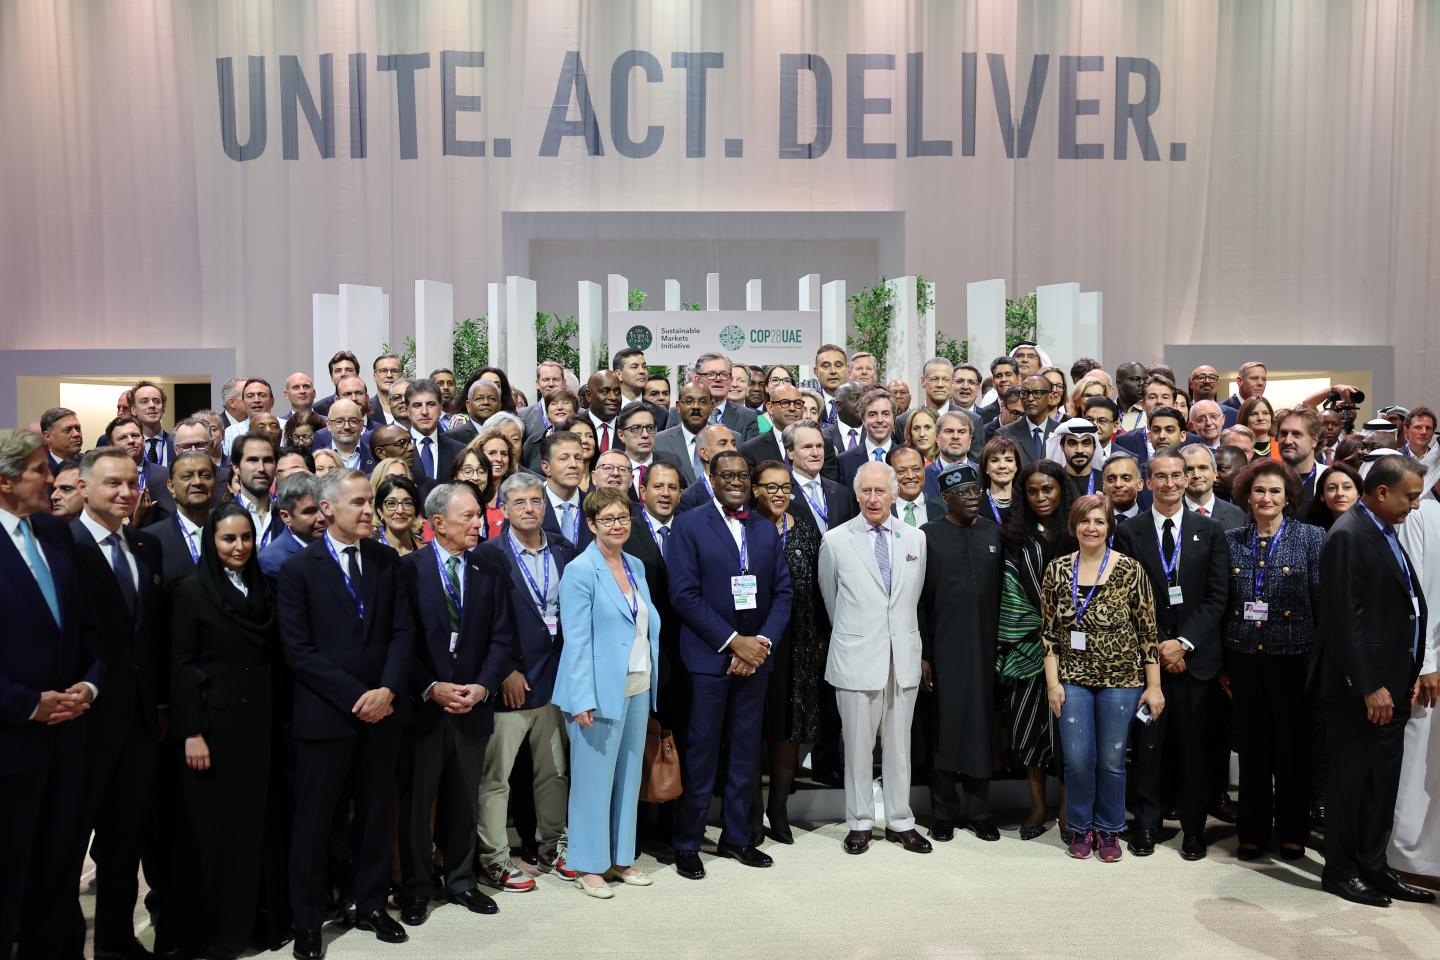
[724,506,750,521]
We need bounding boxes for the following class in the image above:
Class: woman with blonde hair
[904,408,940,465]
[1068,375,1110,418]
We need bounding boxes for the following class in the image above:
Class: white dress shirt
[410,426,441,480]
[1149,504,1192,650]
[895,495,931,527]
[0,507,50,581]
[78,511,138,592]
[326,531,363,576]
[177,511,204,563]
[226,569,249,596]
[1185,494,1218,517]
[588,410,618,450]
[841,423,863,451]
[240,490,275,545]
[862,436,891,463]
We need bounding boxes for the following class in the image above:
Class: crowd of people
[3,342,1439,960]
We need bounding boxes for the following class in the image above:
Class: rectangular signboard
[608,310,821,366]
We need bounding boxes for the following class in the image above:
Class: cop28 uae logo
[625,325,653,350]
[718,324,746,351]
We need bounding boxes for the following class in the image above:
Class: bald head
[698,424,736,457]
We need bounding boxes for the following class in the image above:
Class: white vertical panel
[706,272,720,311]
[577,280,604,379]
[664,278,681,311]
[797,274,821,383]
[487,282,507,376]
[1036,282,1081,369]
[338,284,389,372]
[505,277,538,392]
[413,280,454,378]
[965,279,1006,369]
[1077,291,1104,365]
[885,276,919,395]
[312,293,340,389]
[821,280,847,353]
[745,279,763,310]
[919,279,937,371]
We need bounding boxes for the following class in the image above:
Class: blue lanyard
[620,557,639,619]
[1086,471,1097,495]
[179,515,198,564]
[1358,502,1415,597]
[1300,465,1317,491]
[800,478,828,524]
[1070,545,1112,626]
[986,491,1003,525]
[324,537,365,618]
[376,527,389,546]
[643,512,667,554]
[780,515,789,552]
[508,533,552,615]
[137,464,148,494]
[433,541,463,611]
[1158,511,1182,582]
[1251,519,1286,599]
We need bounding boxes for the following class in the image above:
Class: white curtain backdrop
[1,0,1437,402]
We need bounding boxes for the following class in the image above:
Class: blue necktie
[708,408,722,426]
[872,447,886,463]
[1033,426,1045,461]
[18,518,61,626]
[419,436,435,479]
[657,525,669,560]
[559,503,577,544]
[106,533,137,615]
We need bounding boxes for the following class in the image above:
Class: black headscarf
[196,502,277,635]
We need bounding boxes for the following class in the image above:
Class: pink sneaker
[1095,832,1123,862]
[1066,830,1095,860]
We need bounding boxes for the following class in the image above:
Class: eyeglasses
[1019,389,1050,399]
[1190,374,1220,383]
[1087,416,1115,427]
[595,463,629,474]
[331,417,363,427]
[694,370,730,380]
[378,437,414,448]
[176,441,209,452]
[757,482,793,495]
[771,398,805,409]
[715,471,749,483]
[766,376,793,385]
[458,465,485,478]
[592,514,632,528]
[622,424,656,435]
[382,498,415,511]
[1013,350,1040,360]
[375,367,403,376]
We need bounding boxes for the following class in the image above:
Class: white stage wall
[0,1,1437,402]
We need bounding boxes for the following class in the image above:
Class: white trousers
[835,664,918,832]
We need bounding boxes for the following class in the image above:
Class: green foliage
[681,299,703,311]
[452,317,488,383]
[848,279,894,378]
[936,331,968,366]
[379,336,417,380]
[647,365,671,380]
[1005,293,1038,352]
[534,311,580,377]
[628,288,648,311]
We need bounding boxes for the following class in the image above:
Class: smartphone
[1135,702,1154,725]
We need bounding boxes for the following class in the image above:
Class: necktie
[637,464,648,489]
[419,436,435,478]
[826,400,838,425]
[1033,426,1045,461]
[708,407,722,426]
[344,545,362,594]
[106,533,137,614]
[18,518,60,626]
[1196,506,1208,517]
[904,501,917,527]
[847,428,859,451]
[558,503,577,544]
[691,439,704,480]
[598,422,611,453]
[657,525,669,560]
[444,555,462,631]
[1161,518,1176,583]
[148,437,162,464]
[872,447,886,463]
[872,525,892,595]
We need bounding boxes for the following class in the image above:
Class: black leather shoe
[1362,869,1437,904]
[1235,843,1264,862]
[764,821,795,845]
[399,898,428,926]
[1019,823,1048,841]
[1276,843,1306,862]
[292,931,324,960]
[715,843,773,867]
[354,909,408,943]
[1322,874,1391,907]
[1181,834,1208,861]
[843,830,872,854]
[674,850,705,879]
[929,820,955,842]
[447,887,500,915]
[969,820,1001,842]
[1209,795,1239,824]
[1128,828,1156,856]
[885,828,934,853]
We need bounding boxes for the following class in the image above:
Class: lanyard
[621,557,639,619]
[986,491,1003,525]
[1251,519,1286,599]
[724,517,750,573]
[780,515,789,552]
[643,512,668,554]
[179,515,198,564]
[434,541,463,611]
[324,537,365,618]
[137,464,148,494]
[1086,471,1097,495]
[1070,545,1112,627]
[1300,465,1317,492]
[508,533,552,615]
[799,477,828,524]
[1359,503,1415,597]
[1158,511,1182,582]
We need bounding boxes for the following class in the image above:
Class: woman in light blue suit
[555,487,662,898]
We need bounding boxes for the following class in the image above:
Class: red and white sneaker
[541,848,579,880]
[483,862,536,893]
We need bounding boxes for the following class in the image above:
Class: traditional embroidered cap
[938,463,982,492]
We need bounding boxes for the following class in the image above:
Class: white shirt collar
[863,435,890,458]
[78,510,123,549]
[0,506,32,539]
[645,509,672,532]
[588,410,616,430]
[545,484,581,510]
[410,425,439,443]
[177,511,203,538]
[1151,504,1184,538]
[1185,494,1217,514]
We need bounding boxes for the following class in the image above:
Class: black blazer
[837,441,896,488]
[147,512,203,588]
[996,416,1055,468]
[168,574,279,740]
[676,480,716,515]
[276,537,414,740]
[412,432,467,499]
[739,430,839,483]
[0,512,101,775]
[1112,508,1230,680]
[401,544,515,738]
[623,516,682,684]
[473,535,579,710]
[1311,504,1428,714]
[787,473,858,533]
[70,519,167,741]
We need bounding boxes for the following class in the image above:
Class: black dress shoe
[354,909,409,943]
[292,931,324,960]
[764,822,795,845]
[1181,834,1208,861]
[1209,795,1239,824]
[674,850,706,879]
[1276,843,1306,862]
[715,843,774,867]
[447,887,500,915]
[1362,869,1438,904]
[843,830,872,855]
[1128,828,1156,856]
[1019,823,1048,841]
[1235,843,1264,862]
[399,898,428,926]
[885,828,934,853]
[929,820,955,842]
[968,820,1001,842]
[1322,874,1391,908]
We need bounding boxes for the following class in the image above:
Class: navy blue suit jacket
[312,431,379,475]
[474,534,578,710]
[923,458,978,500]
[277,537,414,740]
[147,511,202,587]
[259,529,306,578]
[0,512,102,774]
[837,442,894,489]
[667,504,793,676]
[787,474,857,534]
[401,543,515,737]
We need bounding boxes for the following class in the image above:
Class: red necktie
[1197,506,1208,516]
[637,464,648,489]
[598,422,610,453]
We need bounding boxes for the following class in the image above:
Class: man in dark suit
[836,387,898,488]
[40,407,84,474]
[613,347,669,431]
[784,422,857,534]
[259,472,330,578]
[1112,447,1229,860]
[740,384,839,482]
[278,469,414,957]
[824,382,866,456]
[397,483,507,923]
[583,370,625,456]
[679,353,759,445]
[996,376,1058,468]
[312,398,378,475]
[106,415,177,525]
[923,412,980,500]
[148,452,217,586]
[535,431,593,549]
[231,432,288,548]
[313,376,386,447]
[405,379,465,500]
[675,425,738,514]
[655,381,718,486]
[1180,444,1247,530]
[1313,455,1436,907]
[1223,361,1267,412]
[0,431,101,960]
[615,403,686,497]
[667,451,793,879]
[311,349,362,418]
[1186,366,1238,428]
[890,446,945,527]
[473,472,579,891]
[1114,405,1197,474]
[67,448,167,960]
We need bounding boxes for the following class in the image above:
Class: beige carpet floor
[144,822,1432,960]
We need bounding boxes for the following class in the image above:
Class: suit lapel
[846,520,887,593]
[703,506,743,567]
[599,556,637,623]
[1359,512,1412,596]
[314,546,359,617]
[0,521,58,630]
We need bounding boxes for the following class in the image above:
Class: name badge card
[1243,601,1268,622]
[1069,630,1088,650]
[1168,585,1184,605]
[732,574,758,611]
[544,616,559,636]
[449,631,460,653]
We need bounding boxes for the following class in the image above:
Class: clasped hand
[430,682,487,714]
[32,684,92,725]
[352,687,394,723]
[726,635,770,677]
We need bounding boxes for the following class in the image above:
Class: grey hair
[0,429,45,479]
[467,378,502,400]
[275,471,322,514]
[781,419,823,454]
[922,357,955,377]
[1179,443,1217,470]
[424,481,478,519]
[174,415,212,434]
[500,471,544,501]
[482,411,524,432]
[317,467,367,505]
[935,411,972,434]
[852,461,899,496]
[692,352,730,378]
[221,378,245,402]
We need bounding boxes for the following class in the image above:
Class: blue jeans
[1059,684,1142,834]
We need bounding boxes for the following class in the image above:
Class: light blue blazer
[554,544,662,720]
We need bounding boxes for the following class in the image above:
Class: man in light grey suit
[817,461,931,857]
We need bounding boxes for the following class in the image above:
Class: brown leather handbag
[640,717,682,803]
